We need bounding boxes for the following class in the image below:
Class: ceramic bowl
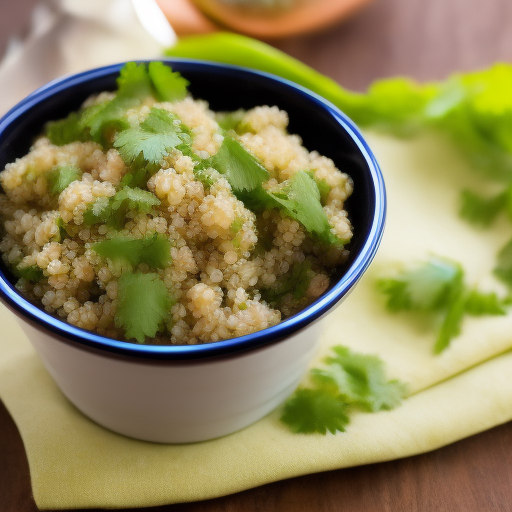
[0,60,385,443]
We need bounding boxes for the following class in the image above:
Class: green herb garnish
[378,257,507,353]
[46,165,82,195]
[115,271,171,343]
[281,346,406,434]
[92,233,171,270]
[84,186,160,229]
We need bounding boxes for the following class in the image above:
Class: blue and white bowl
[0,60,385,443]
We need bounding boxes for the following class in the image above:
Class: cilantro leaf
[46,165,82,195]
[93,233,171,270]
[269,171,340,246]
[45,112,87,146]
[434,285,466,354]
[261,261,312,306]
[148,61,189,102]
[84,186,160,229]
[379,256,508,354]
[116,61,153,99]
[114,108,185,171]
[459,189,507,227]
[280,345,406,435]
[465,289,506,316]
[280,388,349,435]
[323,346,407,412]
[494,238,512,287]
[115,271,171,343]
[212,136,269,193]
[377,257,463,312]
[215,110,246,132]
[14,264,44,283]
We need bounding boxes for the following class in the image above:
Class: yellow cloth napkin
[2,131,512,510]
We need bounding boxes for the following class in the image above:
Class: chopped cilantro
[92,233,171,270]
[465,289,506,316]
[494,239,512,287]
[215,110,246,133]
[45,62,190,149]
[14,264,44,283]
[322,346,406,412]
[46,165,82,195]
[312,175,331,206]
[377,257,463,312]
[378,256,508,353]
[230,218,244,235]
[45,113,87,146]
[115,271,171,343]
[269,171,342,246]
[459,189,508,227]
[84,186,160,229]
[148,61,189,102]
[281,388,349,435]
[116,61,153,99]
[212,136,269,194]
[261,261,312,306]
[55,217,68,242]
[114,108,188,173]
[280,345,406,435]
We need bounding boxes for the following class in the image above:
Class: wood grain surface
[1,0,512,510]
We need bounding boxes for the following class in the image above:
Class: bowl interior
[0,60,383,359]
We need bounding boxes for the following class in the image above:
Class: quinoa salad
[0,62,353,345]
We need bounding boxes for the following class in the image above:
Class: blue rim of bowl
[0,59,386,360]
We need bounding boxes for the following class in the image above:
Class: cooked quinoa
[0,62,353,345]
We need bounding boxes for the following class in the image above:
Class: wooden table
[1,0,512,510]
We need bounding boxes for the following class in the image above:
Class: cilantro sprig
[84,186,160,229]
[45,62,190,148]
[115,271,172,343]
[92,233,172,270]
[377,257,508,353]
[281,346,406,435]
[114,108,190,180]
[46,165,82,195]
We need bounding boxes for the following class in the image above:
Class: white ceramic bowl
[0,60,385,443]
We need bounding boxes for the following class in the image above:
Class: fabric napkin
[2,1,512,510]
[2,131,512,509]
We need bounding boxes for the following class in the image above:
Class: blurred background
[0,0,511,93]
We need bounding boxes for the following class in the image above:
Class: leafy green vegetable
[378,257,508,353]
[84,186,160,229]
[46,165,82,195]
[281,388,350,435]
[459,189,508,227]
[269,171,342,246]
[465,289,506,316]
[92,233,171,270]
[114,108,188,174]
[310,174,331,206]
[14,264,44,283]
[494,239,512,287]
[434,282,466,354]
[322,346,406,411]
[46,113,88,146]
[261,260,312,306]
[115,271,171,343]
[215,110,246,132]
[46,62,190,148]
[212,136,269,193]
[280,345,406,435]
[377,257,463,312]
[148,61,189,102]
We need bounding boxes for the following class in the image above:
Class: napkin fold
[2,132,512,510]
[2,2,512,510]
